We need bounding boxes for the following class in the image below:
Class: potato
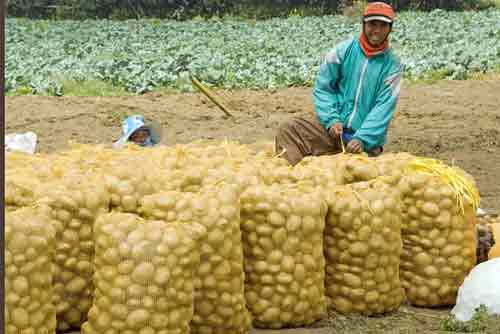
[12,140,478,330]
[397,169,477,307]
[240,184,327,329]
[82,213,201,334]
[34,174,110,331]
[324,180,404,316]
[5,209,56,334]
[139,185,251,334]
[371,155,479,307]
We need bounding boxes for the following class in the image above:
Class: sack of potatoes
[5,172,41,210]
[139,184,251,334]
[240,183,328,328]
[5,208,57,334]
[293,154,380,188]
[398,158,479,307]
[36,173,110,331]
[81,213,204,334]
[324,178,405,315]
[374,152,416,186]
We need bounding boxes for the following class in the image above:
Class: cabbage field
[6,9,500,95]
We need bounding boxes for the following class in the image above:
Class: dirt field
[6,79,500,214]
[6,80,500,332]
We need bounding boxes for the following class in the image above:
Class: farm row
[6,9,500,95]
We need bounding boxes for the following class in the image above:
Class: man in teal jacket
[276,2,403,165]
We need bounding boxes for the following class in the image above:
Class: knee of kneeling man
[276,123,291,136]
[278,118,302,132]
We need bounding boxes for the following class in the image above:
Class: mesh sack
[293,154,380,188]
[399,160,478,307]
[5,172,41,210]
[82,213,203,334]
[5,208,57,334]
[139,184,251,334]
[37,173,110,330]
[241,184,328,328]
[324,179,405,315]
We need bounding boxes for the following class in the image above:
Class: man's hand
[328,122,343,138]
[346,139,364,153]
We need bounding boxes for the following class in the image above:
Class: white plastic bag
[451,258,500,321]
[476,207,487,217]
[5,132,37,154]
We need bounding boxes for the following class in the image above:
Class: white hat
[363,15,393,23]
[113,115,162,149]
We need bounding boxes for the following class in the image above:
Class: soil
[6,79,500,333]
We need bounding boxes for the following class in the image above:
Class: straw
[406,157,480,214]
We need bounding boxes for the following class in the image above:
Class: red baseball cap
[363,2,395,23]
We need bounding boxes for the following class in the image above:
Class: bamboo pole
[190,76,234,118]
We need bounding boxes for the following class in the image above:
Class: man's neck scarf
[359,32,389,58]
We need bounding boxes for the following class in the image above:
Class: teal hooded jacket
[313,37,404,150]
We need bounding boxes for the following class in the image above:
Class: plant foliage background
[6,0,497,19]
[5,9,500,95]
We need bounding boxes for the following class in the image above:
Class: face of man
[129,128,150,144]
[363,20,391,47]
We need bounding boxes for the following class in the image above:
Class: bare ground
[6,79,500,333]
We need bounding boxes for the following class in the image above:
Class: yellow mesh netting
[406,157,480,215]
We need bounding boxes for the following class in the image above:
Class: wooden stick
[340,134,346,154]
[190,76,234,118]
[216,89,237,110]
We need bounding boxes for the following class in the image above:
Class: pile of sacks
[5,141,482,334]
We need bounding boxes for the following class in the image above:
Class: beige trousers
[275,115,382,165]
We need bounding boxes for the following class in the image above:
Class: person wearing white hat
[113,115,162,149]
